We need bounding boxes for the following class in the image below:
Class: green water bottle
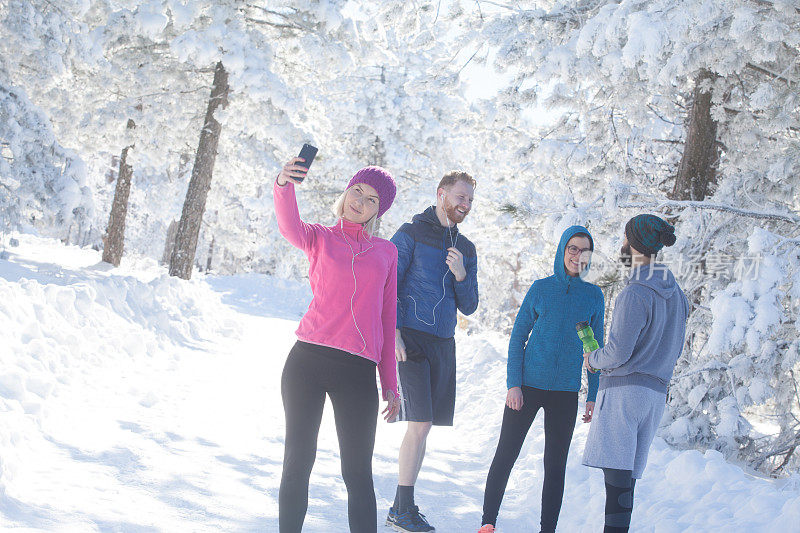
[576,321,599,373]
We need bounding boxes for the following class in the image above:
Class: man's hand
[395,329,407,362]
[506,387,524,411]
[446,247,466,282]
[583,352,599,373]
[582,401,595,423]
[382,390,401,422]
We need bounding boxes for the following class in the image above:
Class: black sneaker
[386,504,435,532]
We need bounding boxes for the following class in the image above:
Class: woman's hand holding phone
[276,157,309,186]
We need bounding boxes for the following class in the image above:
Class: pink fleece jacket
[273,180,398,399]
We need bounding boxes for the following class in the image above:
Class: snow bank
[0,234,240,495]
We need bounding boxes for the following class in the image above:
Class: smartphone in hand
[296,143,318,181]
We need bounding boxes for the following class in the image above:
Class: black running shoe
[386,505,435,532]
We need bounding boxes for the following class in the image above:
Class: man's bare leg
[399,421,432,485]
[393,420,433,518]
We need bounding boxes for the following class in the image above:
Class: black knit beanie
[625,214,676,256]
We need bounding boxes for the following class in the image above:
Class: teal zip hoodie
[507,225,604,402]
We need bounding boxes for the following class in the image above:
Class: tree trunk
[102,119,136,267]
[670,70,721,358]
[672,70,719,201]
[169,62,229,279]
[206,236,215,272]
[162,220,179,265]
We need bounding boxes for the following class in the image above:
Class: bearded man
[387,171,479,532]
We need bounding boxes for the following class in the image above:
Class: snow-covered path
[1,236,798,532]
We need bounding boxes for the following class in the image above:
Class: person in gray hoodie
[582,214,691,533]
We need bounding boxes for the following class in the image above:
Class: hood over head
[554,225,594,285]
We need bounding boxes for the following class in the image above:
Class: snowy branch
[479,0,605,21]
[648,104,683,126]
[746,63,798,86]
[456,46,484,75]
[749,0,800,15]
[473,0,516,11]
[754,429,800,473]
[107,86,210,103]
[619,200,800,224]
[241,5,314,33]
[243,17,304,32]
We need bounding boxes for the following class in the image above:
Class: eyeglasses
[566,245,592,256]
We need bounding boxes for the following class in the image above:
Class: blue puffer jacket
[507,225,604,402]
[392,206,479,339]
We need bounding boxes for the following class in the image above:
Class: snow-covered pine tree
[0,78,94,241]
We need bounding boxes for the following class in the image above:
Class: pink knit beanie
[347,166,397,218]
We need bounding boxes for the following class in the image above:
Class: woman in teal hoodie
[478,225,604,533]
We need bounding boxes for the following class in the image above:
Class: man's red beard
[444,202,469,223]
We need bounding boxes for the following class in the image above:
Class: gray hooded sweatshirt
[588,263,691,394]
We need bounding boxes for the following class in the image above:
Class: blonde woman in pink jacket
[274,157,401,533]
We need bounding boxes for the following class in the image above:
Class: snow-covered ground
[1,235,798,532]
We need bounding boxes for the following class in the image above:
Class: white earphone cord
[408,204,458,327]
[340,219,373,355]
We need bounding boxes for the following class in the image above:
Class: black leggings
[279,341,379,533]
[481,387,578,532]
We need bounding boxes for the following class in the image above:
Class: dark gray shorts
[395,327,456,426]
